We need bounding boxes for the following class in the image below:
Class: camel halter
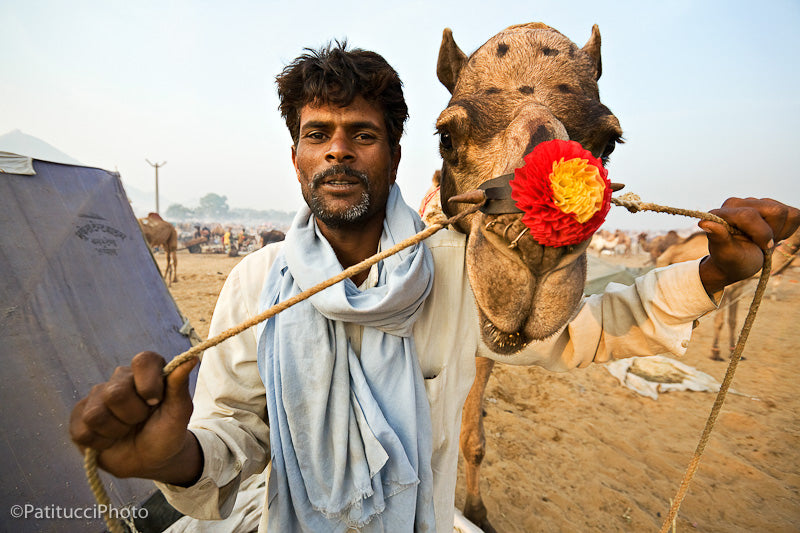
[83,192,778,533]
[477,173,524,214]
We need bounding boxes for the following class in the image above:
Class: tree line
[165,193,294,224]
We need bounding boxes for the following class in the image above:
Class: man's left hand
[698,197,800,296]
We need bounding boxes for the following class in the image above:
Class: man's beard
[303,165,376,228]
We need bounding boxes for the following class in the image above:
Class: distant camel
[138,213,178,284]
[656,232,743,360]
[613,230,632,255]
[655,232,709,268]
[639,230,680,263]
[589,229,620,255]
[589,229,631,255]
[260,229,286,248]
[661,227,800,360]
[418,170,445,227]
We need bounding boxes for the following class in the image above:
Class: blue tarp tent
[0,153,193,532]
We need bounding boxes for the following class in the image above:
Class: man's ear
[291,145,299,178]
[391,145,401,184]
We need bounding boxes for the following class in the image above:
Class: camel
[656,232,746,361]
[259,229,286,248]
[138,212,178,284]
[639,230,680,263]
[654,232,709,268]
[435,23,622,531]
[589,229,621,255]
[614,229,632,255]
[418,170,446,226]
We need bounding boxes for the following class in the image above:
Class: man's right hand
[69,351,203,486]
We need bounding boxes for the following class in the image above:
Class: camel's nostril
[523,124,555,157]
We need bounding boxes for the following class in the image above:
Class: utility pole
[146,159,167,214]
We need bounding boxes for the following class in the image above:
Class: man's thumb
[699,220,729,245]
[164,357,199,406]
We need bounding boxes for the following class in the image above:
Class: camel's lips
[479,310,530,355]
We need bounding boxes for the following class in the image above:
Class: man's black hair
[276,41,408,149]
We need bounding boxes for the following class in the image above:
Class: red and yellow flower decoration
[510,139,611,247]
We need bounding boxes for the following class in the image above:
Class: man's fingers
[104,367,152,425]
[82,384,132,438]
[719,197,800,242]
[709,206,774,250]
[131,351,167,406]
[69,397,96,449]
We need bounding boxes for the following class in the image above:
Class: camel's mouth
[479,309,530,355]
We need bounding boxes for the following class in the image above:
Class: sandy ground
[164,248,800,533]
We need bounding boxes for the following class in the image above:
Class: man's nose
[325,132,355,163]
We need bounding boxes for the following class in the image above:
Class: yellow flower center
[549,157,605,223]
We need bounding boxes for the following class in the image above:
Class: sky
[2,0,799,230]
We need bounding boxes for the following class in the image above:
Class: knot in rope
[611,193,740,235]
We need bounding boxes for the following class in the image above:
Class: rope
[609,192,775,530]
[612,193,741,235]
[84,202,483,533]
[659,250,772,532]
[84,446,126,533]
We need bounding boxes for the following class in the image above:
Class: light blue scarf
[257,184,437,532]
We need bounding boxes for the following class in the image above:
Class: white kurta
[157,228,717,533]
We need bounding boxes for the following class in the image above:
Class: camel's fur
[436,23,622,531]
[138,213,178,284]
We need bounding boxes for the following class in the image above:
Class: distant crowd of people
[181,222,285,255]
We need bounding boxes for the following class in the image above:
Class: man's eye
[355,133,375,141]
[302,131,326,141]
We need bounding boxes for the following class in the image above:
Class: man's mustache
[310,165,369,189]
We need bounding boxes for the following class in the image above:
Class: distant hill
[0,129,295,225]
[0,129,82,165]
[121,181,184,218]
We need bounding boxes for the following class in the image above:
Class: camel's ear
[581,24,602,81]
[437,28,467,94]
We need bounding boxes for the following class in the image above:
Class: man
[70,43,799,532]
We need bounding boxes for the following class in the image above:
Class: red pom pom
[510,140,611,247]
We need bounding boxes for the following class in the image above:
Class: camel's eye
[439,130,453,151]
[601,135,622,165]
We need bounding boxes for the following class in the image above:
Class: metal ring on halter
[485,220,498,231]
[509,227,529,249]
[502,223,515,240]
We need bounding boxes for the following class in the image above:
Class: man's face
[292,96,399,229]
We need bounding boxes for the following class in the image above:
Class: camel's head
[436,23,623,353]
